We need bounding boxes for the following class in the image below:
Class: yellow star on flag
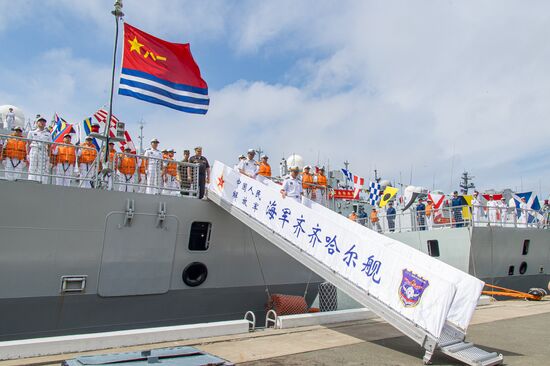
[128,36,144,54]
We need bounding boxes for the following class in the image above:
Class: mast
[459,171,475,194]
[138,118,145,154]
[95,0,124,188]
[343,160,350,189]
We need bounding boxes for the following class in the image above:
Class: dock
[1,298,549,366]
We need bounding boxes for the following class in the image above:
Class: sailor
[2,126,27,181]
[163,149,179,195]
[237,149,258,179]
[188,146,210,199]
[370,207,382,232]
[301,165,314,199]
[78,136,98,188]
[138,153,147,193]
[4,107,16,130]
[144,138,163,194]
[161,149,169,192]
[117,146,137,192]
[27,116,51,183]
[315,167,327,205]
[471,191,484,225]
[100,141,117,190]
[234,154,245,170]
[280,166,302,203]
[258,155,271,177]
[348,211,358,221]
[416,198,426,231]
[52,134,76,186]
[386,201,396,232]
[451,191,464,228]
[425,198,434,230]
[178,149,191,195]
[487,194,498,225]
[499,197,509,226]
[518,197,529,227]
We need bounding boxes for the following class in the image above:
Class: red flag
[119,23,209,114]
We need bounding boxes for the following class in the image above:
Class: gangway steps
[435,324,503,366]
[208,188,503,366]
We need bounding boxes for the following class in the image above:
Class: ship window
[508,266,514,275]
[522,240,530,255]
[519,262,528,275]
[427,240,440,257]
[188,222,211,251]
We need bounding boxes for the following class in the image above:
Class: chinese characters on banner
[209,161,484,338]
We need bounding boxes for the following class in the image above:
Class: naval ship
[0,115,321,341]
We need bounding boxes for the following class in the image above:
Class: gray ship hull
[0,180,321,341]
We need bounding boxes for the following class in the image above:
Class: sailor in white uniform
[471,191,484,225]
[280,166,303,203]
[4,108,16,130]
[498,197,508,226]
[486,195,498,225]
[518,197,529,227]
[144,138,163,194]
[237,149,258,179]
[27,117,52,183]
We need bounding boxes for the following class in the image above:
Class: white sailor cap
[151,138,159,143]
[247,148,255,154]
[85,135,93,140]
[261,154,268,159]
[304,165,311,169]
[238,154,245,159]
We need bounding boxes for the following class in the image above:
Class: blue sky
[1,0,549,198]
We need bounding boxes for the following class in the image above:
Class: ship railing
[259,174,332,207]
[351,204,547,233]
[0,133,201,197]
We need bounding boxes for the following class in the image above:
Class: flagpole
[96,0,124,189]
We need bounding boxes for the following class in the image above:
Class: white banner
[209,162,483,338]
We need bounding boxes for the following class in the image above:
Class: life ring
[182,262,208,287]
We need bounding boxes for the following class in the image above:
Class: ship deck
[2,298,549,366]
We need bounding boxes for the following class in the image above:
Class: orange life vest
[316,173,327,187]
[258,162,271,177]
[370,210,379,223]
[57,144,76,164]
[4,135,27,160]
[139,158,147,174]
[426,203,433,217]
[119,155,137,175]
[165,158,177,176]
[79,143,97,164]
[302,172,314,189]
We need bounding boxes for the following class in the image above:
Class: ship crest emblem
[399,269,429,307]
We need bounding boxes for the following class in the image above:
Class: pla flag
[119,23,209,114]
[379,186,399,207]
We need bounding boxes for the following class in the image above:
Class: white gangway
[208,161,503,366]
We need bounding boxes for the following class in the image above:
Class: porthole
[182,262,208,287]
[519,262,528,275]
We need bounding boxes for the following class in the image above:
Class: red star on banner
[217,174,225,190]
